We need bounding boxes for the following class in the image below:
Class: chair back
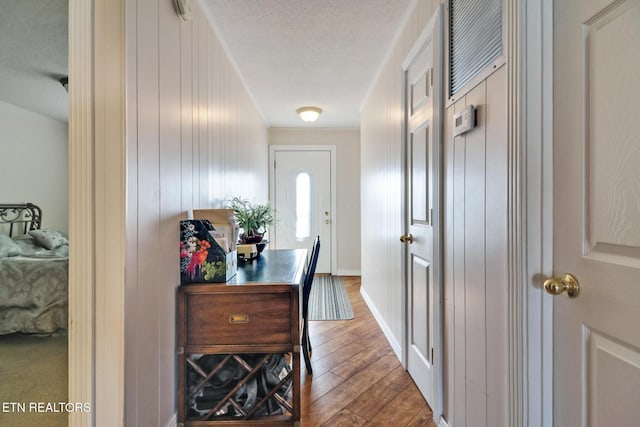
[302,236,320,317]
[305,236,320,285]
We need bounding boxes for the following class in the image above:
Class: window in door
[295,172,311,240]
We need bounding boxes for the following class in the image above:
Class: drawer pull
[229,313,249,324]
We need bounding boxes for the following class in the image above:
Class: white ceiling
[0,1,413,127]
[201,0,413,128]
[0,0,68,122]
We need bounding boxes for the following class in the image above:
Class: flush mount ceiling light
[296,106,322,123]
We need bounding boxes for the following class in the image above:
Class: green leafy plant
[227,197,275,243]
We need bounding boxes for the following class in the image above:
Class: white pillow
[0,235,23,257]
[28,229,69,250]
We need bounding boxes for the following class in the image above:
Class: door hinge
[274,159,276,168]
[431,347,434,363]
[428,208,433,224]
[430,68,433,87]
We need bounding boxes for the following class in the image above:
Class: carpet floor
[0,333,68,427]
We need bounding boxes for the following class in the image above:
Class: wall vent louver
[449,0,503,96]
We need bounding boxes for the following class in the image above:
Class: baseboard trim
[439,415,450,427]
[335,269,361,276]
[165,412,177,427]
[359,287,402,361]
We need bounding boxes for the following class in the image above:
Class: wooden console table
[177,249,306,426]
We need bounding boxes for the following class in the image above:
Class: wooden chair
[301,236,320,375]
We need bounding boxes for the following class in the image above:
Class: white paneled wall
[444,69,509,427]
[360,0,439,365]
[361,0,509,426]
[125,1,267,425]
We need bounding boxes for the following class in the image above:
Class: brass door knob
[544,273,580,298]
[400,234,414,244]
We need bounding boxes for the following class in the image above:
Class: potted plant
[227,197,275,244]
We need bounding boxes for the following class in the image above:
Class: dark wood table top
[228,249,307,286]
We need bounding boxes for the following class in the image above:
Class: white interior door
[272,149,332,274]
[553,1,640,425]
[401,7,442,412]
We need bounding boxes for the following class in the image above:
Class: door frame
[269,145,338,275]
[521,0,554,426]
[68,1,552,425]
[69,0,126,425]
[400,5,444,422]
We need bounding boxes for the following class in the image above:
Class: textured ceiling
[0,0,68,122]
[201,0,413,128]
[0,1,412,127]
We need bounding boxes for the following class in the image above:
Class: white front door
[553,1,640,425]
[271,148,333,274]
[401,6,442,412]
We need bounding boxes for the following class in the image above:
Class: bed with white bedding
[0,203,68,335]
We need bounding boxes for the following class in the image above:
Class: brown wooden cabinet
[177,250,305,426]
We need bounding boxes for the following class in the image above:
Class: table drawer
[185,292,292,346]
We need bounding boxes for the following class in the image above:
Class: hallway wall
[443,68,509,427]
[124,1,268,425]
[360,0,438,367]
[360,1,509,426]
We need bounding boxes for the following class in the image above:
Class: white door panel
[553,0,640,425]
[273,150,332,274]
[402,6,442,413]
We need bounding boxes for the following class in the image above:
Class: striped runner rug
[308,276,354,320]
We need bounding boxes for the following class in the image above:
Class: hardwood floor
[301,276,436,426]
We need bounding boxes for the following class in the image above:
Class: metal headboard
[0,203,42,237]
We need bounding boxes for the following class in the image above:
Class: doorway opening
[269,145,337,274]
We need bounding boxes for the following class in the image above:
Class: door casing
[69,1,549,425]
[522,0,554,426]
[69,0,127,425]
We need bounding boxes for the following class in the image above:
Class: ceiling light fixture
[296,106,322,123]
